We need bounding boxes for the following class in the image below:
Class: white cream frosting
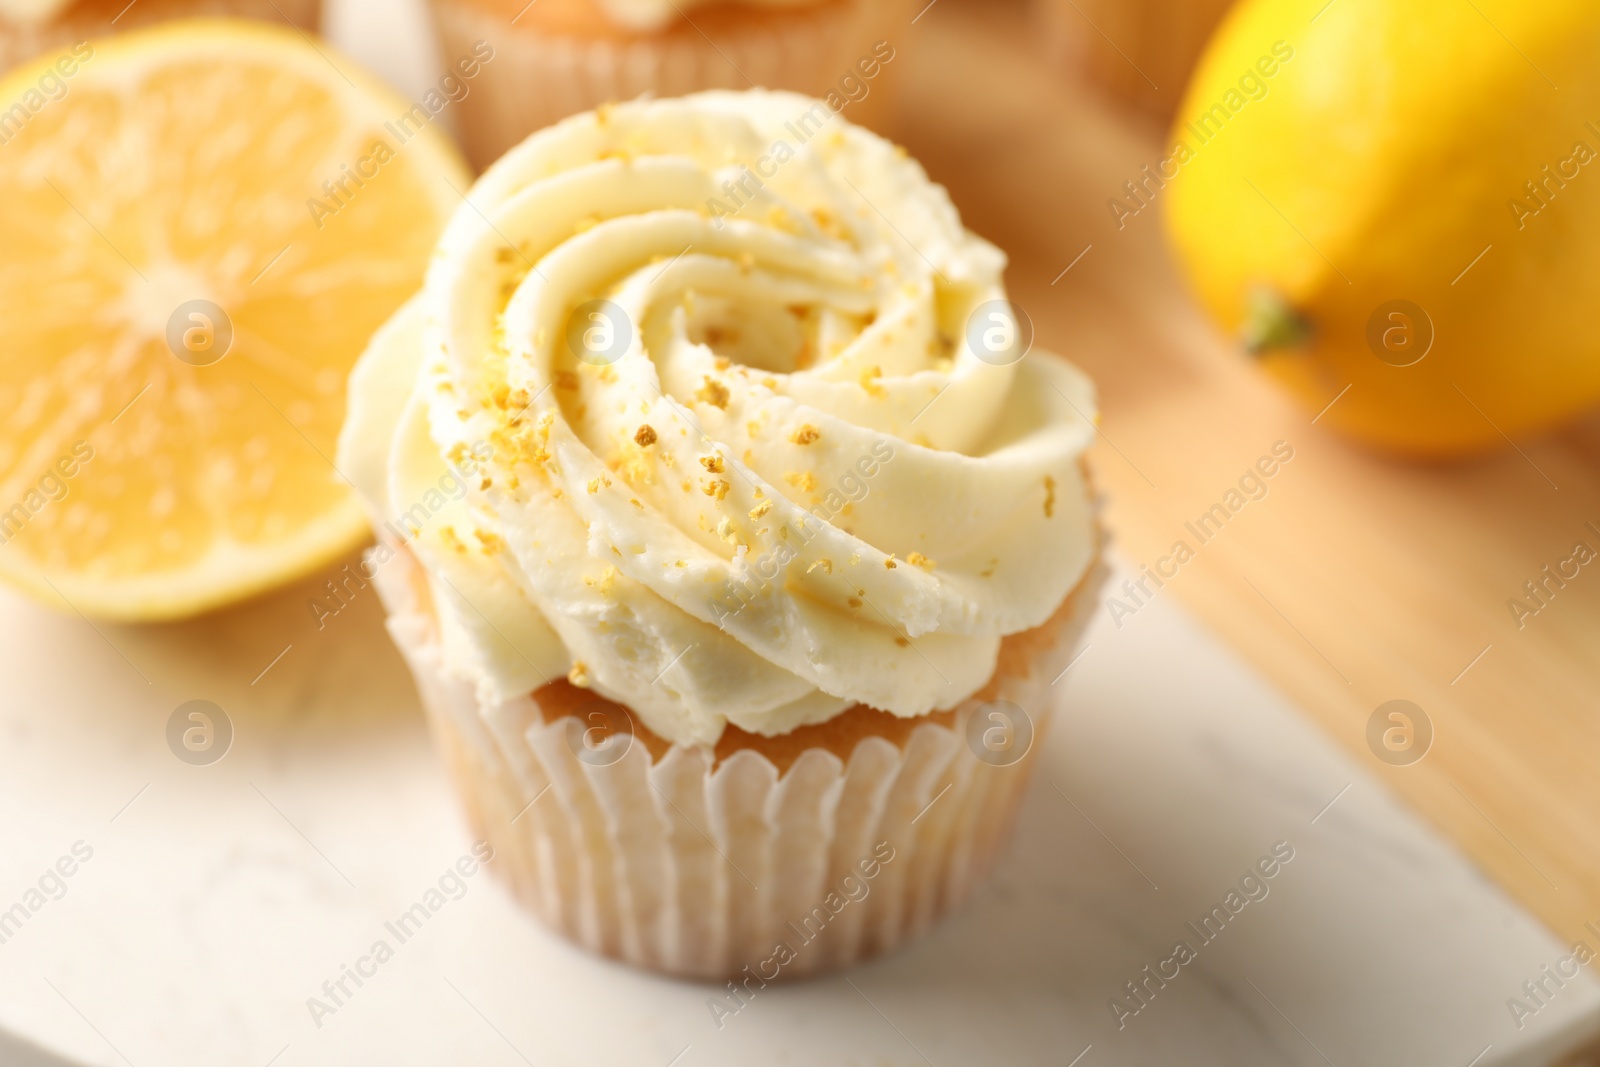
[595,0,817,33]
[0,0,72,24]
[339,90,1098,746]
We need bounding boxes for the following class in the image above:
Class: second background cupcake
[0,0,319,74]
[431,0,910,169]
[1034,0,1237,123]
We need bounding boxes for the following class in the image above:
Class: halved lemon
[0,20,469,620]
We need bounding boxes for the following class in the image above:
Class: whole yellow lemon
[1164,0,1600,456]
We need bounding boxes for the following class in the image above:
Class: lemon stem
[1240,287,1313,356]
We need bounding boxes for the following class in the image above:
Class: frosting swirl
[0,0,71,23]
[340,91,1097,746]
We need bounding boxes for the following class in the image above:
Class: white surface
[0,551,1597,1067]
[2,2,1598,1064]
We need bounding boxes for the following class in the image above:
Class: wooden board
[894,2,1600,949]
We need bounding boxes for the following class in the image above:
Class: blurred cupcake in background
[431,0,909,169]
[1035,0,1236,122]
[0,0,319,74]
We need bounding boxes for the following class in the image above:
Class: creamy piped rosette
[0,0,69,21]
[340,90,1097,746]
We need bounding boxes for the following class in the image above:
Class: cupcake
[0,0,320,74]
[1035,0,1237,122]
[430,0,909,169]
[338,90,1103,978]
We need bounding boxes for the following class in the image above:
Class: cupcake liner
[375,542,1103,979]
[1,0,321,75]
[431,0,910,169]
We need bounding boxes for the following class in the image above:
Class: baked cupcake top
[599,0,819,33]
[499,0,826,36]
[340,90,1097,746]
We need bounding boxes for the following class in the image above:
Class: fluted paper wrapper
[0,0,321,76]
[432,0,909,169]
[376,545,1099,979]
